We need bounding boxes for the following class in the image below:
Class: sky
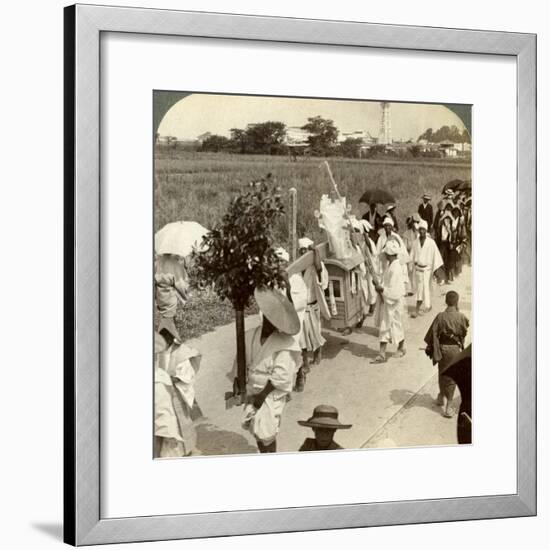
[158,93,467,142]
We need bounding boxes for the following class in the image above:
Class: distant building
[337,130,377,145]
[157,135,178,147]
[196,132,212,144]
[284,126,311,147]
[439,142,458,157]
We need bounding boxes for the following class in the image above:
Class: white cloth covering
[374,259,406,345]
[154,342,202,457]
[239,326,301,445]
[410,235,444,309]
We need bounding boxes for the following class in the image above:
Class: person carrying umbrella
[361,203,384,243]
[359,188,396,243]
[155,255,189,345]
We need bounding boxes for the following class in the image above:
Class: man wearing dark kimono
[418,193,434,231]
[424,291,469,418]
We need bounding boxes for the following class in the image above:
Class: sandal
[443,408,455,418]
[370,355,387,364]
[394,349,407,358]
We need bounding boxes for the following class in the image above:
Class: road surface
[184,266,472,455]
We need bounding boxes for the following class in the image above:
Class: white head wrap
[383,240,400,256]
[274,247,290,262]
[382,216,394,227]
[298,237,314,249]
[418,219,428,231]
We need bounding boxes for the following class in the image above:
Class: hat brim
[298,419,352,430]
[254,287,301,336]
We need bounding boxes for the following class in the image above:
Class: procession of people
[153,181,472,457]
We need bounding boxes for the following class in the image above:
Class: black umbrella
[359,188,396,205]
[442,344,472,444]
[457,179,472,192]
[442,179,464,193]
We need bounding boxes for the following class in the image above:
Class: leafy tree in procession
[192,178,286,399]
[301,115,339,155]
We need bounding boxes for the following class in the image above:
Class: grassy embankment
[155,151,471,340]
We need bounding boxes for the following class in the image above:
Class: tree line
[197,117,470,158]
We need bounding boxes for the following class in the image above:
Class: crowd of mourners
[153,187,472,457]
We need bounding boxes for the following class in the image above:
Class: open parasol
[442,179,464,193]
[358,188,396,205]
[155,221,209,257]
[441,179,464,193]
[457,179,472,192]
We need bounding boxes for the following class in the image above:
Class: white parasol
[155,221,209,257]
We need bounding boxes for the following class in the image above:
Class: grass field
[154,150,471,340]
[155,150,471,242]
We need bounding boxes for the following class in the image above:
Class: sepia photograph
[153,92,472,458]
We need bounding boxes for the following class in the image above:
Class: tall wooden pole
[288,187,297,261]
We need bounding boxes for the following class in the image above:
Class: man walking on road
[423,291,469,418]
[371,240,407,364]
[238,287,302,453]
[410,219,444,318]
[418,193,434,231]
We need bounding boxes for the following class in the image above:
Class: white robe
[410,236,444,309]
[374,259,406,345]
[239,327,301,445]
[376,231,410,295]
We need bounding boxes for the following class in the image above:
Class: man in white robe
[410,219,444,318]
[371,240,407,363]
[376,217,409,296]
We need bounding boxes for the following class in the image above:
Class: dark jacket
[418,202,434,230]
[299,438,343,452]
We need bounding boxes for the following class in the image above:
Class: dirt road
[186,266,472,455]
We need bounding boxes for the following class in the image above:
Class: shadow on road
[196,422,257,456]
[321,333,379,361]
[390,389,440,412]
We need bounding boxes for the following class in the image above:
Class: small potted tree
[192,179,286,403]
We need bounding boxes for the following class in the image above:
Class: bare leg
[395,339,407,358]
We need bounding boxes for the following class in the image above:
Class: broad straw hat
[298,404,352,430]
[254,287,301,336]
